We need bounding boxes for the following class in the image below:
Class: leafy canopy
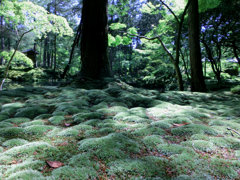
[0,0,73,38]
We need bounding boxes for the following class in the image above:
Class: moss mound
[78,133,140,161]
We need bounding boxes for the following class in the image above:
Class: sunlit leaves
[141,2,161,15]
[198,0,221,12]
[0,1,73,38]
[109,23,127,30]
[0,50,34,68]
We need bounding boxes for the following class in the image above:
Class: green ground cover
[0,82,240,179]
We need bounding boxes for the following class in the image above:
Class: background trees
[0,0,239,91]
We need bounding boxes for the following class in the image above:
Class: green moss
[129,107,148,118]
[209,120,240,130]
[73,112,104,123]
[3,117,31,124]
[0,122,14,128]
[133,126,166,137]
[171,124,218,136]
[68,153,100,169]
[231,85,240,94]
[20,120,45,127]
[190,134,210,141]
[2,102,25,110]
[57,128,79,137]
[209,137,240,149]
[157,144,196,156]
[78,133,140,161]
[24,125,55,135]
[2,138,29,148]
[1,141,57,159]
[181,140,216,152]
[122,115,150,123]
[0,127,25,138]
[6,169,45,180]
[15,106,48,119]
[51,166,97,180]
[0,113,9,121]
[210,158,240,179]
[91,102,108,111]
[49,116,65,125]
[107,156,167,178]
[150,121,172,129]
[142,135,165,148]
[5,159,44,176]
[113,112,131,121]
[0,147,3,153]
[169,152,204,175]
[97,106,128,116]
[34,114,52,120]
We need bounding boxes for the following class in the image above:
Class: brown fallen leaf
[172,123,189,128]
[46,161,64,168]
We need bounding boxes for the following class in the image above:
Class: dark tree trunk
[0,16,4,65]
[188,0,206,92]
[43,37,48,67]
[80,0,111,79]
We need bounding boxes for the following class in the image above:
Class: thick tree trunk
[80,0,111,79]
[188,0,206,92]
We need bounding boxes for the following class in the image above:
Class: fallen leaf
[172,123,189,128]
[46,161,64,168]
[64,123,71,127]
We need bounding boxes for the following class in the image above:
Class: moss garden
[0,81,239,180]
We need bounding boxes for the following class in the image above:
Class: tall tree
[80,0,111,79]
[188,0,206,92]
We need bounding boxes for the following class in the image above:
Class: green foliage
[109,22,127,30]
[0,1,73,38]
[0,50,33,68]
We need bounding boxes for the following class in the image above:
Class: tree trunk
[80,0,111,79]
[188,0,206,92]
[43,37,48,67]
[0,16,4,65]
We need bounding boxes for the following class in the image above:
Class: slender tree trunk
[61,21,82,79]
[43,37,48,67]
[188,0,206,92]
[0,16,4,65]
[80,0,111,79]
[54,1,57,71]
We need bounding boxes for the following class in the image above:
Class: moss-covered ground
[0,81,240,179]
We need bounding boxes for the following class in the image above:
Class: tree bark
[188,0,206,92]
[0,16,4,65]
[80,0,111,79]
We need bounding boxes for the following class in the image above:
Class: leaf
[64,123,71,127]
[46,161,64,168]
[172,123,189,128]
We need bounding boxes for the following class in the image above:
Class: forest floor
[0,81,240,179]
